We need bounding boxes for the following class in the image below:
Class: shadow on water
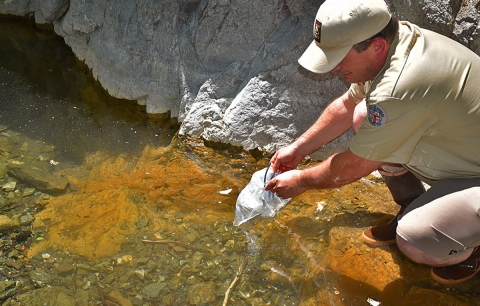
[0,14,479,306]
[0,15,177,165]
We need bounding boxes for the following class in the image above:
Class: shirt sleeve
[350,98,437,163]
[347,83,367,104]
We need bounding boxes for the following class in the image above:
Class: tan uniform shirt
[348,21,480,180]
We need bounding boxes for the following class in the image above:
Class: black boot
[362,164,426,246]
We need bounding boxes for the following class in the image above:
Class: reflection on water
[1,14,479,306]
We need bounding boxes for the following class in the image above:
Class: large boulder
[0,0,479,157]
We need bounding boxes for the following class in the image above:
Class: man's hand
[270,146,306,173]
[264,169,308,199]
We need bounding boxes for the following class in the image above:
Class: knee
[396,236,430,265]
[397,236,471,266]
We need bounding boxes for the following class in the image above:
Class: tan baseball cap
[298,0,392,74]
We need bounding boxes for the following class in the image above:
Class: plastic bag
[233,166,291,226]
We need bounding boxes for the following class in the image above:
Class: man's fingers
[264,179,276,191]
[270,154,280,172]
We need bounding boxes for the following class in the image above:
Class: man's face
[331,47,380,83]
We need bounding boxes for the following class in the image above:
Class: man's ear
[371,37,388,58]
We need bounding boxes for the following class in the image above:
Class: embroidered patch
[368,104,387,127]
[314,19,322,43]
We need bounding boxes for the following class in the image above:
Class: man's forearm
[293,92,356,157]
[300,150,383,190]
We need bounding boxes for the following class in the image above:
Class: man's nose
[331,65,341,73]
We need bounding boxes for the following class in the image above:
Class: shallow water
[0,15,479,306]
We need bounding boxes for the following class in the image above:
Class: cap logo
[314,19,322,43]
[368,104,386,127]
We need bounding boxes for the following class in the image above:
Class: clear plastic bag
[233,166,291,226]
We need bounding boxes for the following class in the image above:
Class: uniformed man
[265,0,480,285]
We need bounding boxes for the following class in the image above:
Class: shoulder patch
[368,104,387,127]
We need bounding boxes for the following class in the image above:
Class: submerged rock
[9,286,90,306]
[0,215,19,234]
[7,163,68,194]
[187,283,216,305]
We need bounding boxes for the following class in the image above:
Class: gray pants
[397,177,480,260]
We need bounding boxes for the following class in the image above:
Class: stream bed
[0,15,479,306]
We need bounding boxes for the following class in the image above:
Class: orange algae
[29,144,244,260]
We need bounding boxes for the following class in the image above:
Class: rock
[38,0,69,22]
[321,226,433,304]
[0,215,19,234]
[183,232,197,243]
[0,162,7,178]
[6,162,69,194]
[107,290,133,306]
[0,1,478,157]
[141,282,167,299]
[29,269,52,288]
[19,213,35,225]
[389,0,462,37]
[0,280,16,293]
[13,286,90,306]
[187,283,216,305]
[23,188,35,197]
[5,259,23,270]
[399,285,471,305]
[55,263,74,275]
[2,181,16,192]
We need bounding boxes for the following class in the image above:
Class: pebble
[2,181,16,192]
[142,282,167,298]
[22,188,35,197]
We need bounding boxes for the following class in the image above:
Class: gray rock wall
[1,0,479,159]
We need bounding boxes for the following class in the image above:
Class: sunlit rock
[1,0,478,156]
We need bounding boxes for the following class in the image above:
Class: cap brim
[298,41,352,74]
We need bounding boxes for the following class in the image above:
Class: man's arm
[265,149,382,198]
[271,91,357,173]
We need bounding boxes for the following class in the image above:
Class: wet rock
[55,262,74,275]
[107,290,133,306]
[22,188,35,197]
[11,286,90,306]
[285,217,326,237]
[135,216,148,229]
[29,269,52,288]
[322,227,403,291]
[141,281,167,298]
[400,285,470,305]
[2,181,16,192]
[19,213,35,225]
[187,283,216,305]
[0,138,12,155]
[7,163,68,194]
[0,280,16,295]
[0,162,7,178]
[0,215,19,234]
[5,259,23,270]
[183,232,197,243]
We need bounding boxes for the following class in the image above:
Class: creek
[0,15,478,306]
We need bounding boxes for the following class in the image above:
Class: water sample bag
[233,167,291,226]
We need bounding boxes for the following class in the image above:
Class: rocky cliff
[1,0,479,159]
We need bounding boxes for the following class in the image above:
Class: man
[265,0,480,285]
